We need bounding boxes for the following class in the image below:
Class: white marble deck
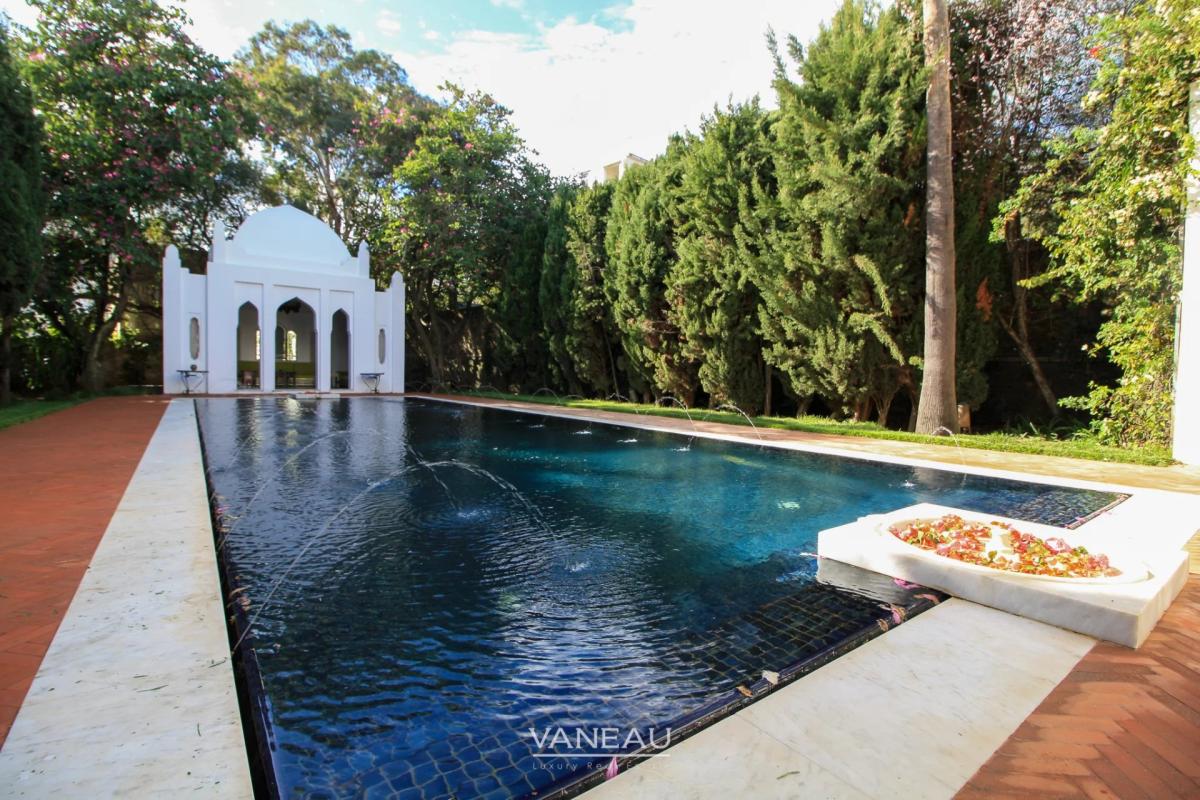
[0,400,252,798]
[587,599,1095,800]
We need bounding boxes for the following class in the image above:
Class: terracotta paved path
[957,574,1200,799]
[0,396,168,746]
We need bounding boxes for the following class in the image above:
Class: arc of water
[405,445,462,511]
[933,425,970,486]
[420,459,558,542]
[219,430,353,548]
[230,463,419,653]
[657,396,697,450]
[532,387,560,400]
[715,403,764,443]
[208,397,295,470]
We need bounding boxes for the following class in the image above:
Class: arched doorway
[331,309,350,389]
[236,302,260,388]
[275,297,316,389]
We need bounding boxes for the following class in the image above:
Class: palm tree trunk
[915,0,958,435]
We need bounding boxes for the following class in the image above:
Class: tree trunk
[0,314,12,405]
[875,387,897,428]
[915,0,958,435]
[1000,219,1058,415]
[762,364,773,417]
[852,398,873,423]
[795,393,812,417]
[604,332,620,398]
[995,312,1057,415]
[81,332,109,393]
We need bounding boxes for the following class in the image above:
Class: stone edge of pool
[408,393,1171,498]
[0,399,252,798]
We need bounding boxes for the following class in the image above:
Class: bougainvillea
[22,0,252,389]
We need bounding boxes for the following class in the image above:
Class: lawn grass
[454,389,1175,467]
[0,398,85,431]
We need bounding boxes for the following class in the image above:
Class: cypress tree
[0,26,42,404]
[490,166,553,391]
[670,100,773,414]
[750,1,926,422]
[562,182,621,396]
[539,183,580,392]
[604,141,698,404]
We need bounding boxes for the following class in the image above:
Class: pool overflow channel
[196,396,1124,799]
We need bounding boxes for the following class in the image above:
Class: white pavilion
[161,204,405,395]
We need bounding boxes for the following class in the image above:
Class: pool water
[197,397,1122,799]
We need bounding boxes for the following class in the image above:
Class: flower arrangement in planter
[887,514,1123,580]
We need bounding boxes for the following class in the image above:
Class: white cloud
[489,0,526,9]
[395,0,842,178]
[0,0,35,28]
[423,30,441,41]
[377,9,402,36]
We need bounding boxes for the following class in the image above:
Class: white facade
[599,153,647,183]
[162,205,405,395]
[1174,82,1200,464]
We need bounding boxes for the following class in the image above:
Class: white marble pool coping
[587,598,1095,800]
[0,399,252,798]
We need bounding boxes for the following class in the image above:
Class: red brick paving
[0,396,168,747]
[957,575,1200,799]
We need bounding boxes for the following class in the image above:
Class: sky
[0,0,842,179]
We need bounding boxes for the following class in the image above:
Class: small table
[360,372,384,394]
[177,369,208,395]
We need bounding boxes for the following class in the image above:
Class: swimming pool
[197,397,1123,799]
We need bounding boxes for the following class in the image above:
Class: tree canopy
[4,0,1196,455]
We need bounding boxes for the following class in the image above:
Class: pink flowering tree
[22,0,251,390]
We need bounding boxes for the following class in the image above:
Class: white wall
[1174,81,1200,464]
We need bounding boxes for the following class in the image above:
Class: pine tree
[0,25,42,404]
[670,101,773,414]
[750,1,927,422]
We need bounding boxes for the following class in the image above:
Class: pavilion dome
[228,205,353,271]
